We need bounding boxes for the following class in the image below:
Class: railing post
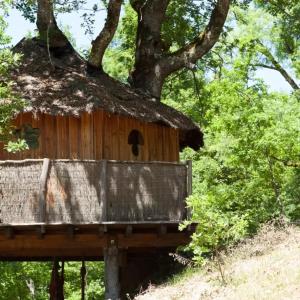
[100,160,108,222]
[39,158,50,223]
[186,160,192,220]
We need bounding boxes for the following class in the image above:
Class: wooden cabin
[0,38,203,299]
[0,111,181,162]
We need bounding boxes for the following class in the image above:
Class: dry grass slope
[135,224,300,300]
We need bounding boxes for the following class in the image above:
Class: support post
[104,243,120,300]
[100,160,108,222]
[186,160,192,220]
[81,261,86,300]
[39,158,50,223]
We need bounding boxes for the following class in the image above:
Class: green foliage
[0,262,105,299]
[255,0,300,78]
[0,262,50,300]
[5,138,29,153]
[0,3,27,152]
[1,0,299,295]
[160,4,299,262]
[178,64,300,265]
[63,262,105,300]
[162,0,213,50]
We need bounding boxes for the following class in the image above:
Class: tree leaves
[0,10,26,151]
[181,63,300,264]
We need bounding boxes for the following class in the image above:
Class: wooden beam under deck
[0,223,196,261]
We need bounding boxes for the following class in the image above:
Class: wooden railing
[0,159,192,224]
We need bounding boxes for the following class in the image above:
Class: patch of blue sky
[256,68,293,93]
[6,4,105,50]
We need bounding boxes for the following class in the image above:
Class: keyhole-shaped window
[128,130,144,157]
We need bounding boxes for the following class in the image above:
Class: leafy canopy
[0,0,27,152]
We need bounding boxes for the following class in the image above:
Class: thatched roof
[10,38,203,150]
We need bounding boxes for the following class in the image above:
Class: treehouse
[0,38,203,299]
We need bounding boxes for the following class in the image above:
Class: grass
[135,223,300,300]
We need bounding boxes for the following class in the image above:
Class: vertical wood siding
[0,111,180,162]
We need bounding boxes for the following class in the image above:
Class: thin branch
[267,155,285,217]
[254,63,277,71]
[267,0,293,18]
[162,0,230,76]
[46,24,55,69]
[88,0,122,68]
[271,155,300,168]
[75,8,106,12]
[256,41,299,91]
[213,249,227,285]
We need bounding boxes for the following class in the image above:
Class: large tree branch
[36,0,69,48]
[129,0,229,99]
[162,0,230,76]
[256,41,299,91]
[88,0,122,69]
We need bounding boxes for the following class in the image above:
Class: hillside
[136,224,300,300]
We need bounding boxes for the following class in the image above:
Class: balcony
[0,159,192,225]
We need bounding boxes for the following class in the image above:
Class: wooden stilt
[104,244,120,300]
[49,260,64,300]
[81,261,86,300]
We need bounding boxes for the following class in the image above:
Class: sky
[6,6,105,50]
[5,6,293,93]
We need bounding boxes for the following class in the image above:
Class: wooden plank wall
[0,111,179,162]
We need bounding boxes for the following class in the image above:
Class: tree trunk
[36,0,70,48]
[130,0,169,99]
[130,64,166,100]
